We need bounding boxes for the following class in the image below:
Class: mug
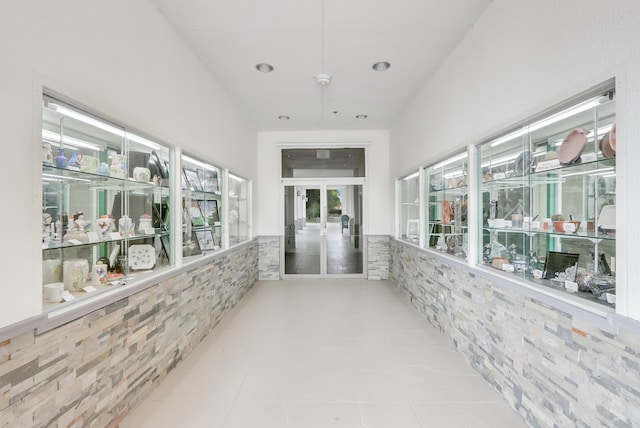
[96,216,115,238]
[92,263,108,286]
[80,155,100,173]
[110,154,127,179]
[133,167,151,183]
[44,282,64,303]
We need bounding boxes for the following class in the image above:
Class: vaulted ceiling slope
[150,0,492,131]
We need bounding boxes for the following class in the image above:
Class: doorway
[283,182,364,277]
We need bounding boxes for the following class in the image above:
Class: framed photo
[181,168,189,190]
[406,219,419,240]
[160,234,170,261]
[198,168,220,193]
[195,229,216,251]
[187,201,206,227]
[543,251,580,280]
[184,168,203,191]
[182,231,202,257]
[153,202,169,231]
[197,200,220,224]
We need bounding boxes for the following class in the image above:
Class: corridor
[122,280,525,428]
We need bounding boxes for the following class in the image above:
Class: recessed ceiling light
[278,115,290,120]
[256,63,274,73]
[355,114,368,119]
[372,61,390,71]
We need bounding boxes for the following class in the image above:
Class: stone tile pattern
[390,239,640,428]
[0,241,258,428]
[258,236,280,280]
[367,235,390,280]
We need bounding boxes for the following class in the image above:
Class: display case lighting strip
[228,173,243,182]
[430,152,468,170]
[182,155,205,168]
[126,132,162,151]
[49,103,163,151]
[402,172,419,180]
[42,130,102,152]
[49,103,126,138]
[490,97,603,148]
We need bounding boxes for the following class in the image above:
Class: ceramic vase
[63,259,89,291]
[55,148,68,168]
[118,215,135,237]
[68,150,81,170]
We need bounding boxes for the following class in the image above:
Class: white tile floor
[122,280,526,428]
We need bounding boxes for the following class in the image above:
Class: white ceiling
[150,0,492,132]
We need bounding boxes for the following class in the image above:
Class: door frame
[281,178,366,279]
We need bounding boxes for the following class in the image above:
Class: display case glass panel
[398,171,420,244]
[477,87,616,305]
[42,95,172,308]
[424,151,469,260]
[181,154,223,258]
[228,173,250,245]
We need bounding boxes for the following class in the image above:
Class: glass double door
[284,182,363,277]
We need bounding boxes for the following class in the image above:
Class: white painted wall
[390,0,640,320]
[0,0,255,327]
[256,130,391,236]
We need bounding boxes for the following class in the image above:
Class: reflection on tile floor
[285,221,363,275]
[122,280,526,428]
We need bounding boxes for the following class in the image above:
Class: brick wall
[0,241,258,428]
[390,238,640,427]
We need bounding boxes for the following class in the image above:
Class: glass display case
[42,95,172,307]
[425,151,469,260]
[478,87,616,305]
[398,171,420,243]
[228,173,250,246]
[181,154,223,258]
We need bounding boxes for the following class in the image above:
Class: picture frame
[198,168,220,193]
[197,199,220,224]
[543,251,580,280]
[184,168,203,191]
[187,201,206,227]
[181,168,189,190]
[182,231,202,257]
[194,229,216,251]
[159,234,170,261]
[406,219,419,239]
[153,202,169,231]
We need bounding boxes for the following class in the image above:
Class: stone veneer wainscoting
[366,235,390,280]
[258,236,281,280]
[0,240,258,428]
[390,238,640,427]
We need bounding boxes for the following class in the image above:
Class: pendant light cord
[321,0,325,126]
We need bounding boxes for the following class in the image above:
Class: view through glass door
[283,183,363,277]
